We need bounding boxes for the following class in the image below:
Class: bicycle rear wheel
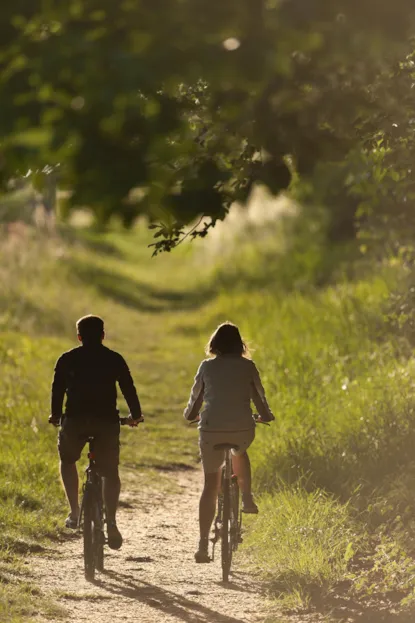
[230,476,241,552]
[94,505,104,572]
[82,489,95,580]
[221,476,232,582]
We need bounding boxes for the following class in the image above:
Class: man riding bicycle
[49,315,142,550]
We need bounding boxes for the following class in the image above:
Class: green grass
[204,219,415,613]
[2,211,415,620]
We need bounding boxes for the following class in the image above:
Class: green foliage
[243,488,356,600]
[1,2,415,248]
[350,536,415,598]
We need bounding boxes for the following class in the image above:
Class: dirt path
[33,469,269,623]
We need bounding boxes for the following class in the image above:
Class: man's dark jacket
[51,344,141,420]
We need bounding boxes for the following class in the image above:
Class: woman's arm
[251,362,275,422]
[183,362,205,421]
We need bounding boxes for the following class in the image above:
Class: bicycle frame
[79,438,104,528]
[212,447,242,582]
[79,438,105,580]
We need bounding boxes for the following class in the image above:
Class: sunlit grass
[243,487,357,606]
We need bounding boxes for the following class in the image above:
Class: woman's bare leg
[231,452,252,496]
[199,470,222,541]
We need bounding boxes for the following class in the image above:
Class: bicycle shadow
[215,570,258,594]
[94,568,257,623]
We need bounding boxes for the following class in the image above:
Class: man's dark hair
[76,315,104,344]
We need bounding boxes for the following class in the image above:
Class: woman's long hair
[206,322,249,357]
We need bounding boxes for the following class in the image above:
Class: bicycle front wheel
[221,476,232,582]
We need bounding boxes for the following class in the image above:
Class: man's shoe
[195,550,211,563]
[107,520,123,550]
[65,514,79,529]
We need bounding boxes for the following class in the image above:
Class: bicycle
[78,416,143,581]
[191,417,270,582]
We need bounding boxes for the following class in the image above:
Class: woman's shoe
[194,539,211,563]
[65,514,79,529]
[242,495,259,514]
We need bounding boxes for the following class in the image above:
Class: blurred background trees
[1,0,414,250]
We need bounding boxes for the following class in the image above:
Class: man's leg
[102,472,121,523]
[102,470,123,549]
[60,461,80,520]
[58,417,84,526]
[97,421,122,550]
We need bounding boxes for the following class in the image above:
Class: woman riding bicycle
[184,321,274,563]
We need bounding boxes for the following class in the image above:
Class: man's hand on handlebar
[124,414,144,427]
[48,415,61,427]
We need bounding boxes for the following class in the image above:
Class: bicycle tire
[83,488,95,580]
[94,504,104,572]
[230,477,240,553]
[221,476,232,582]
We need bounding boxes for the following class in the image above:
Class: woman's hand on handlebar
[254,414,272,426]
[188,416,200,425]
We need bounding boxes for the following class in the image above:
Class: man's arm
[50,356,66,424]
[117,357,142,420]
[183,363,204,421]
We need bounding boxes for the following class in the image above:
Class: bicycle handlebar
[255,417,271,426]
[49,415,144,427]
[188,415,271,426]
[120,416,144,426]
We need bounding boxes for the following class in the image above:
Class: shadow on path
[95,568,257,623]
[286,581,415,623]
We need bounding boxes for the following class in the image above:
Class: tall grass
[232,278,415,497]
[201,216,415,610]
[243,487,357,608]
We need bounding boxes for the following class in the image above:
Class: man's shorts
[58,415,120,477]
[199,428,255,474]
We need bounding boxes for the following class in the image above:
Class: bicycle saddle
[213,443,240,451]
